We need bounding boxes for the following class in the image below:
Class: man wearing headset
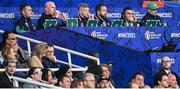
[121,7,138,26]
[37,1,67,30]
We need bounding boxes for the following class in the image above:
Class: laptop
[160,43,176,52]
[66,18,78,27]
[111,20,123,27]
[44,19,57,29]
[86,20,98,27]
[145,20,159,27]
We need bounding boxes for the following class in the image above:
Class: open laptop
[145,20,159,27]
[111,20,123,27]
[66,18,78,27]
[86,20,98,27]
[160,43,177,52]
[44,19,57,29]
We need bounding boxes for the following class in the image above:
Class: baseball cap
[147,2,158,10]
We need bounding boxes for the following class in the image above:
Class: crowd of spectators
[14,1,164,33]
[0,1,179,88]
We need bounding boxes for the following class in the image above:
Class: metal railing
[13,76,61,88]
[0,67,88,72]
[0,30,100,70]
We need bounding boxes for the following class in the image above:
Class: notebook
[111,20,123,27]
[86,20,98,27]
[145,20,159,27]
[66,18,78,27]
[44,19,57,29]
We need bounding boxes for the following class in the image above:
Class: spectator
[37,1,67,29]
[77,3,92,26]
[96,76,115,88]
[83,73,96,88]
[121,7,138,26]
[71,78,84,88]
[154,72,169,88]
[1,45,17,67]
[94,3,111,26]
[86,51,99,74]
[23,67,42,88]
[56,75,71,88]
[55,64,73,81]
[126,82,139,88]
[41,68,57,85]
[168,72,180,88]
[42,44,60,68]
[140,2,162,26]
[131,72,146,88]
[156,56,175,75]
[15,3,35,33]
[0,59,19,88]
[27,43,48,68]
[141,2,162,26]
[0,31,29,68]
[97,64,115,87]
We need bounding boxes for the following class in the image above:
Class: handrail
[0,30,100,68]
[0,67,88,72]
[13,76,61,88]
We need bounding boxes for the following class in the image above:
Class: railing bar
[56,60,83,68]
[0,68,87,72]
[67,52,72,68]
[13,77,60,88]
[27,40,31,56]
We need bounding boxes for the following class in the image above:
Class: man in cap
[140,2,162,26]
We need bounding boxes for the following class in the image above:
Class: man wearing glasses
[140,2,162,26]
[156,56,174,75]
[83,73,96,88]
[37,1,67,30]
[23,67,42,88]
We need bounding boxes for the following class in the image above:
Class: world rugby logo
[91,31,97,37]
[145,31,150,40]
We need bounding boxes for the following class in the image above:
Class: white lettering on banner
[0,13,14,18]
[118,33,136,38]
[96,32,108,39]
[171,33,180,38]
[107,12,172,18]
[145,31,162,40]
[157,58,175,64]
[31,14,41,19]
[107,13,121,18]
[157,13,172,18]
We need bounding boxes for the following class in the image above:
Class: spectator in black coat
[94,3,111,26]
[37,1,67,30]
[15,3,35,33]
[140,2,162,26]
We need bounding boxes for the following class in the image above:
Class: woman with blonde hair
[28,43,48,68]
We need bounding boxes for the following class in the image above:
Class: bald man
[37,1,67,29]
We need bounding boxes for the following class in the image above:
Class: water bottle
[163,20,168,27]
[178,21,180,27]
